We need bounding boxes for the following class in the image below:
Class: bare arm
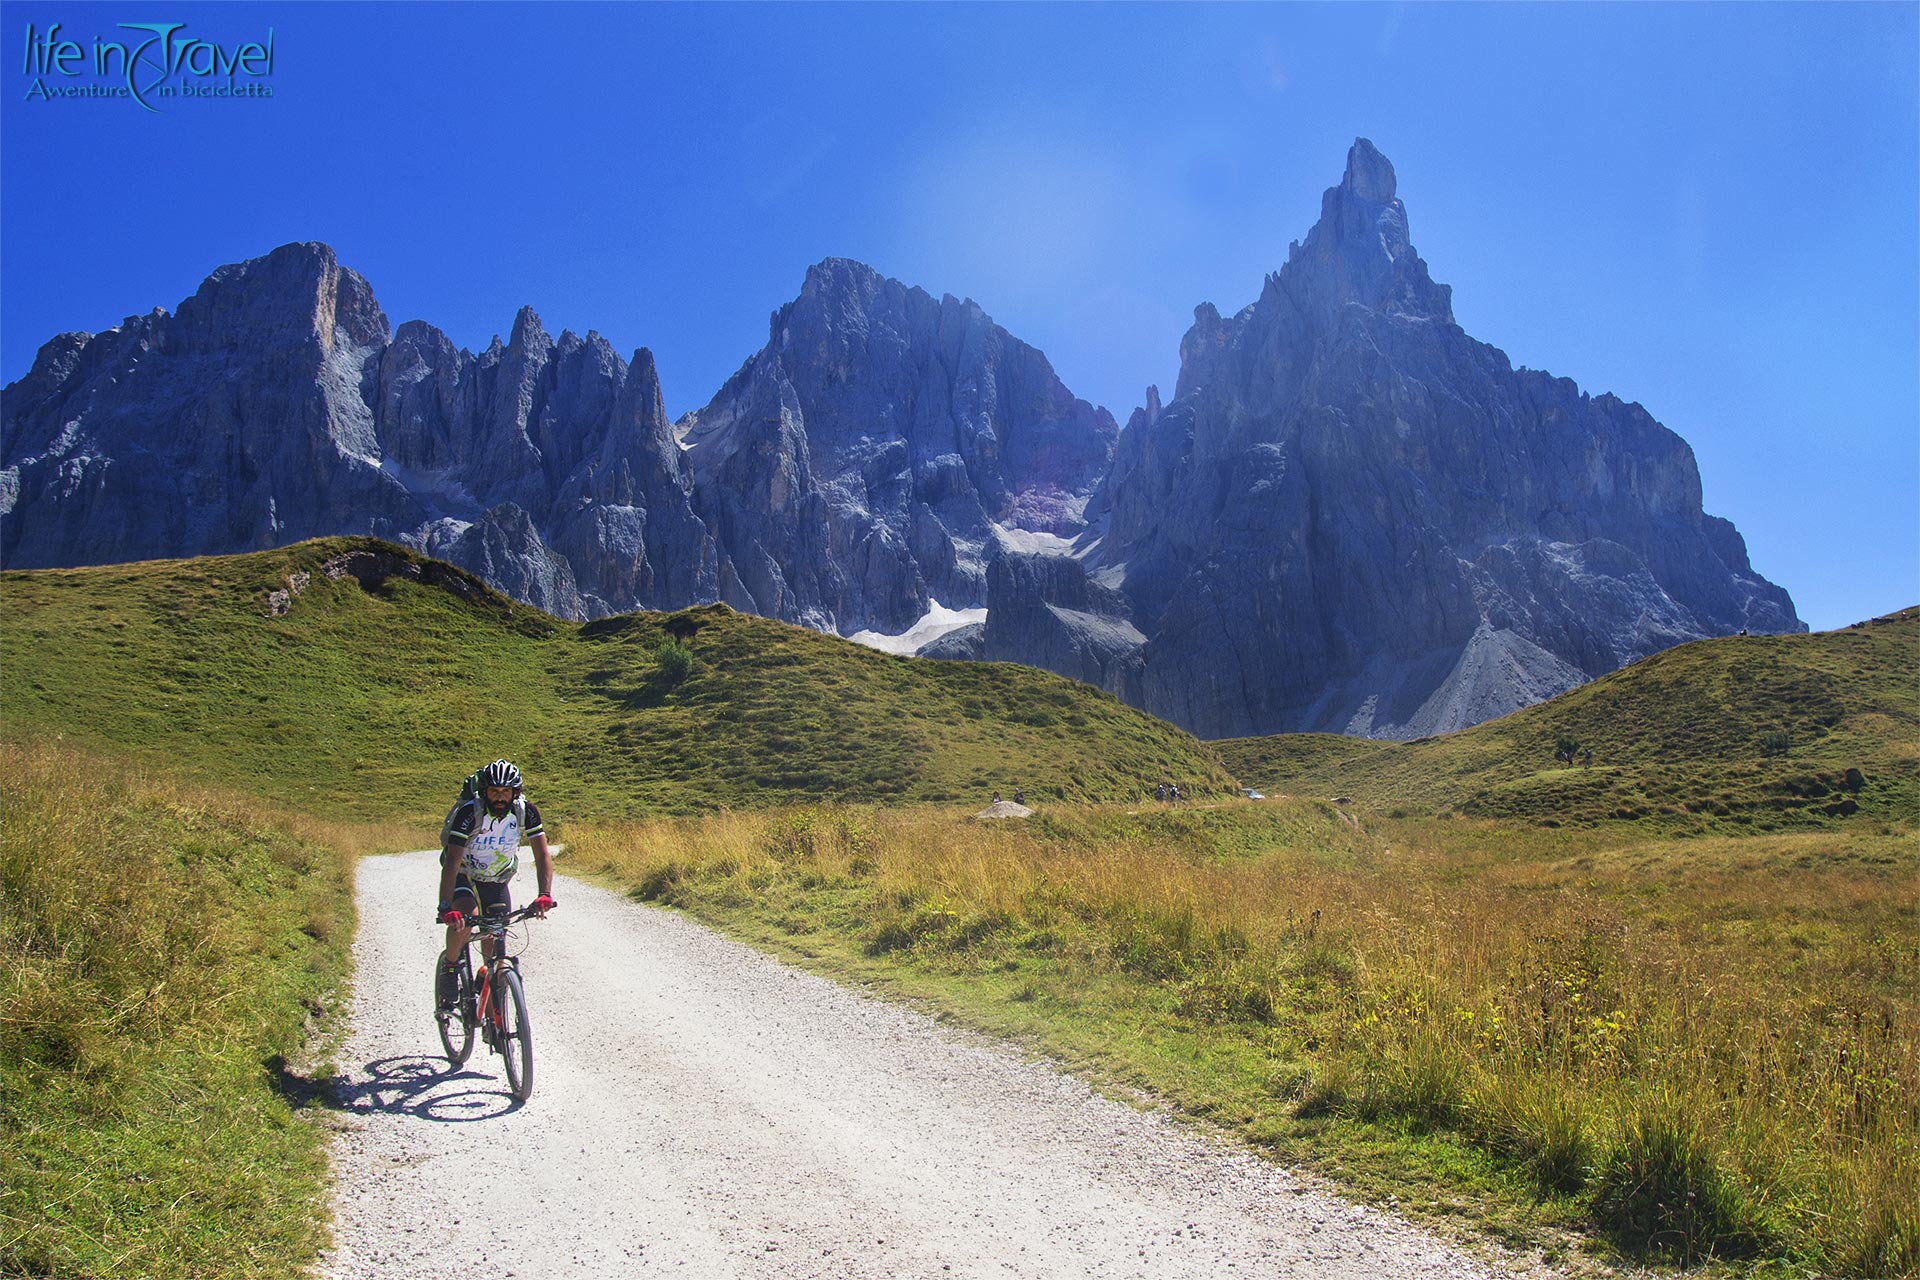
[438,842,463,908]
[531,833,555,900]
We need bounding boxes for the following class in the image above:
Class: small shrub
[1111,908,1198,980]
[952,909,1012,950]
[767,808,819,861]
[633,861,684,901]
[1760,730,1791,757]
[654,638,694,686]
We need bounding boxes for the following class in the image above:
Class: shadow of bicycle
[270,1053,523,1122]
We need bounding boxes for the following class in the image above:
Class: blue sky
[3,1,1915,631]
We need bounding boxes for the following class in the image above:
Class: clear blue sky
[3,2,1914,631]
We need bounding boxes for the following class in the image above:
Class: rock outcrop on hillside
[982,139,1802,737]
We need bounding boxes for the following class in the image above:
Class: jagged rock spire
[1278,137,1453,324]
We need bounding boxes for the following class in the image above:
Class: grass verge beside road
[576,801,1918,1278]
[0,737,386,1279]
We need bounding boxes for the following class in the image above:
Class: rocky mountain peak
[170,240,390,357]
[1341,136,1397,202]
[508,305,548,353]
[685,257,1118,633]
[801,256,885,299]
[1276,137,1452,325]
[992,140,1800,739]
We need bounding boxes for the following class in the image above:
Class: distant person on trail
[1013,789,1024,806]
[435,759,556,1012]
[1156,783,1168,802]
[1582,747,1593,768]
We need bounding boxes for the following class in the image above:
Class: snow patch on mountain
[847,600,989,655]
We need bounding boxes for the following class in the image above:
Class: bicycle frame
[436,903,540,1098]
[460,906,532,1032]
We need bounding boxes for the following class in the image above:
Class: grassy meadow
[573,800,1917,1277]
[3,542,1914,1277]
[0,537,1234,823]
[1216,610,1919,835]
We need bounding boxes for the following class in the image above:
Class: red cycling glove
[531,894,557,917]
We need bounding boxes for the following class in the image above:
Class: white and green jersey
[445,797,544,883]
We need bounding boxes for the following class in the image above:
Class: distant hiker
[1156,783,1168,802]
[1013,789,1024,805]
[993,792,1001,803]
[1170,784,1182,803]
[1582,747,1593,768]
[435,760,556,1012]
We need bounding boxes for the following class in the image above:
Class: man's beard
[486,799,511,818]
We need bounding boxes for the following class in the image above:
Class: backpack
[440,768,528,849]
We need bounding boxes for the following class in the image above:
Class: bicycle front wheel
[435,952,474,1065]
[496,966,534,1101]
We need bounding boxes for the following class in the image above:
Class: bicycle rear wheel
[496,966,534,1101]
[435,951,474,1065]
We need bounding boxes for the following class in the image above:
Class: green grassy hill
[0,538,1236,822]
[1217,610,1920,832]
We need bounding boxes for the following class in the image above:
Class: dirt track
[320,849,1549,1279]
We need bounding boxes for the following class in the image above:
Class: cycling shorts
[450,873,512,917]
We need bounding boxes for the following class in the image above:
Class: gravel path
[321,850,1553,1279]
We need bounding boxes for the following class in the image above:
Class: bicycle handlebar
[453,904,545,930]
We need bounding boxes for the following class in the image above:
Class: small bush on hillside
[1342,1026,1466,1134]
[654,638,694,686]
[1760,730,1791,757]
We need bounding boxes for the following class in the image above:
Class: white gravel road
[321,850,1553,1280]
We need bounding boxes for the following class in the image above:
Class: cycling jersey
[444,797,545,883]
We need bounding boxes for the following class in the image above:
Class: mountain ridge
[2,139,1802,739]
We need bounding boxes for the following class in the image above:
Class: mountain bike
[433,904,539,1101]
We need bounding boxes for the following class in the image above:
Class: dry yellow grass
[576,800,1917,1275]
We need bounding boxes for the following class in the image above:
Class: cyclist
[435,759,556,1011]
